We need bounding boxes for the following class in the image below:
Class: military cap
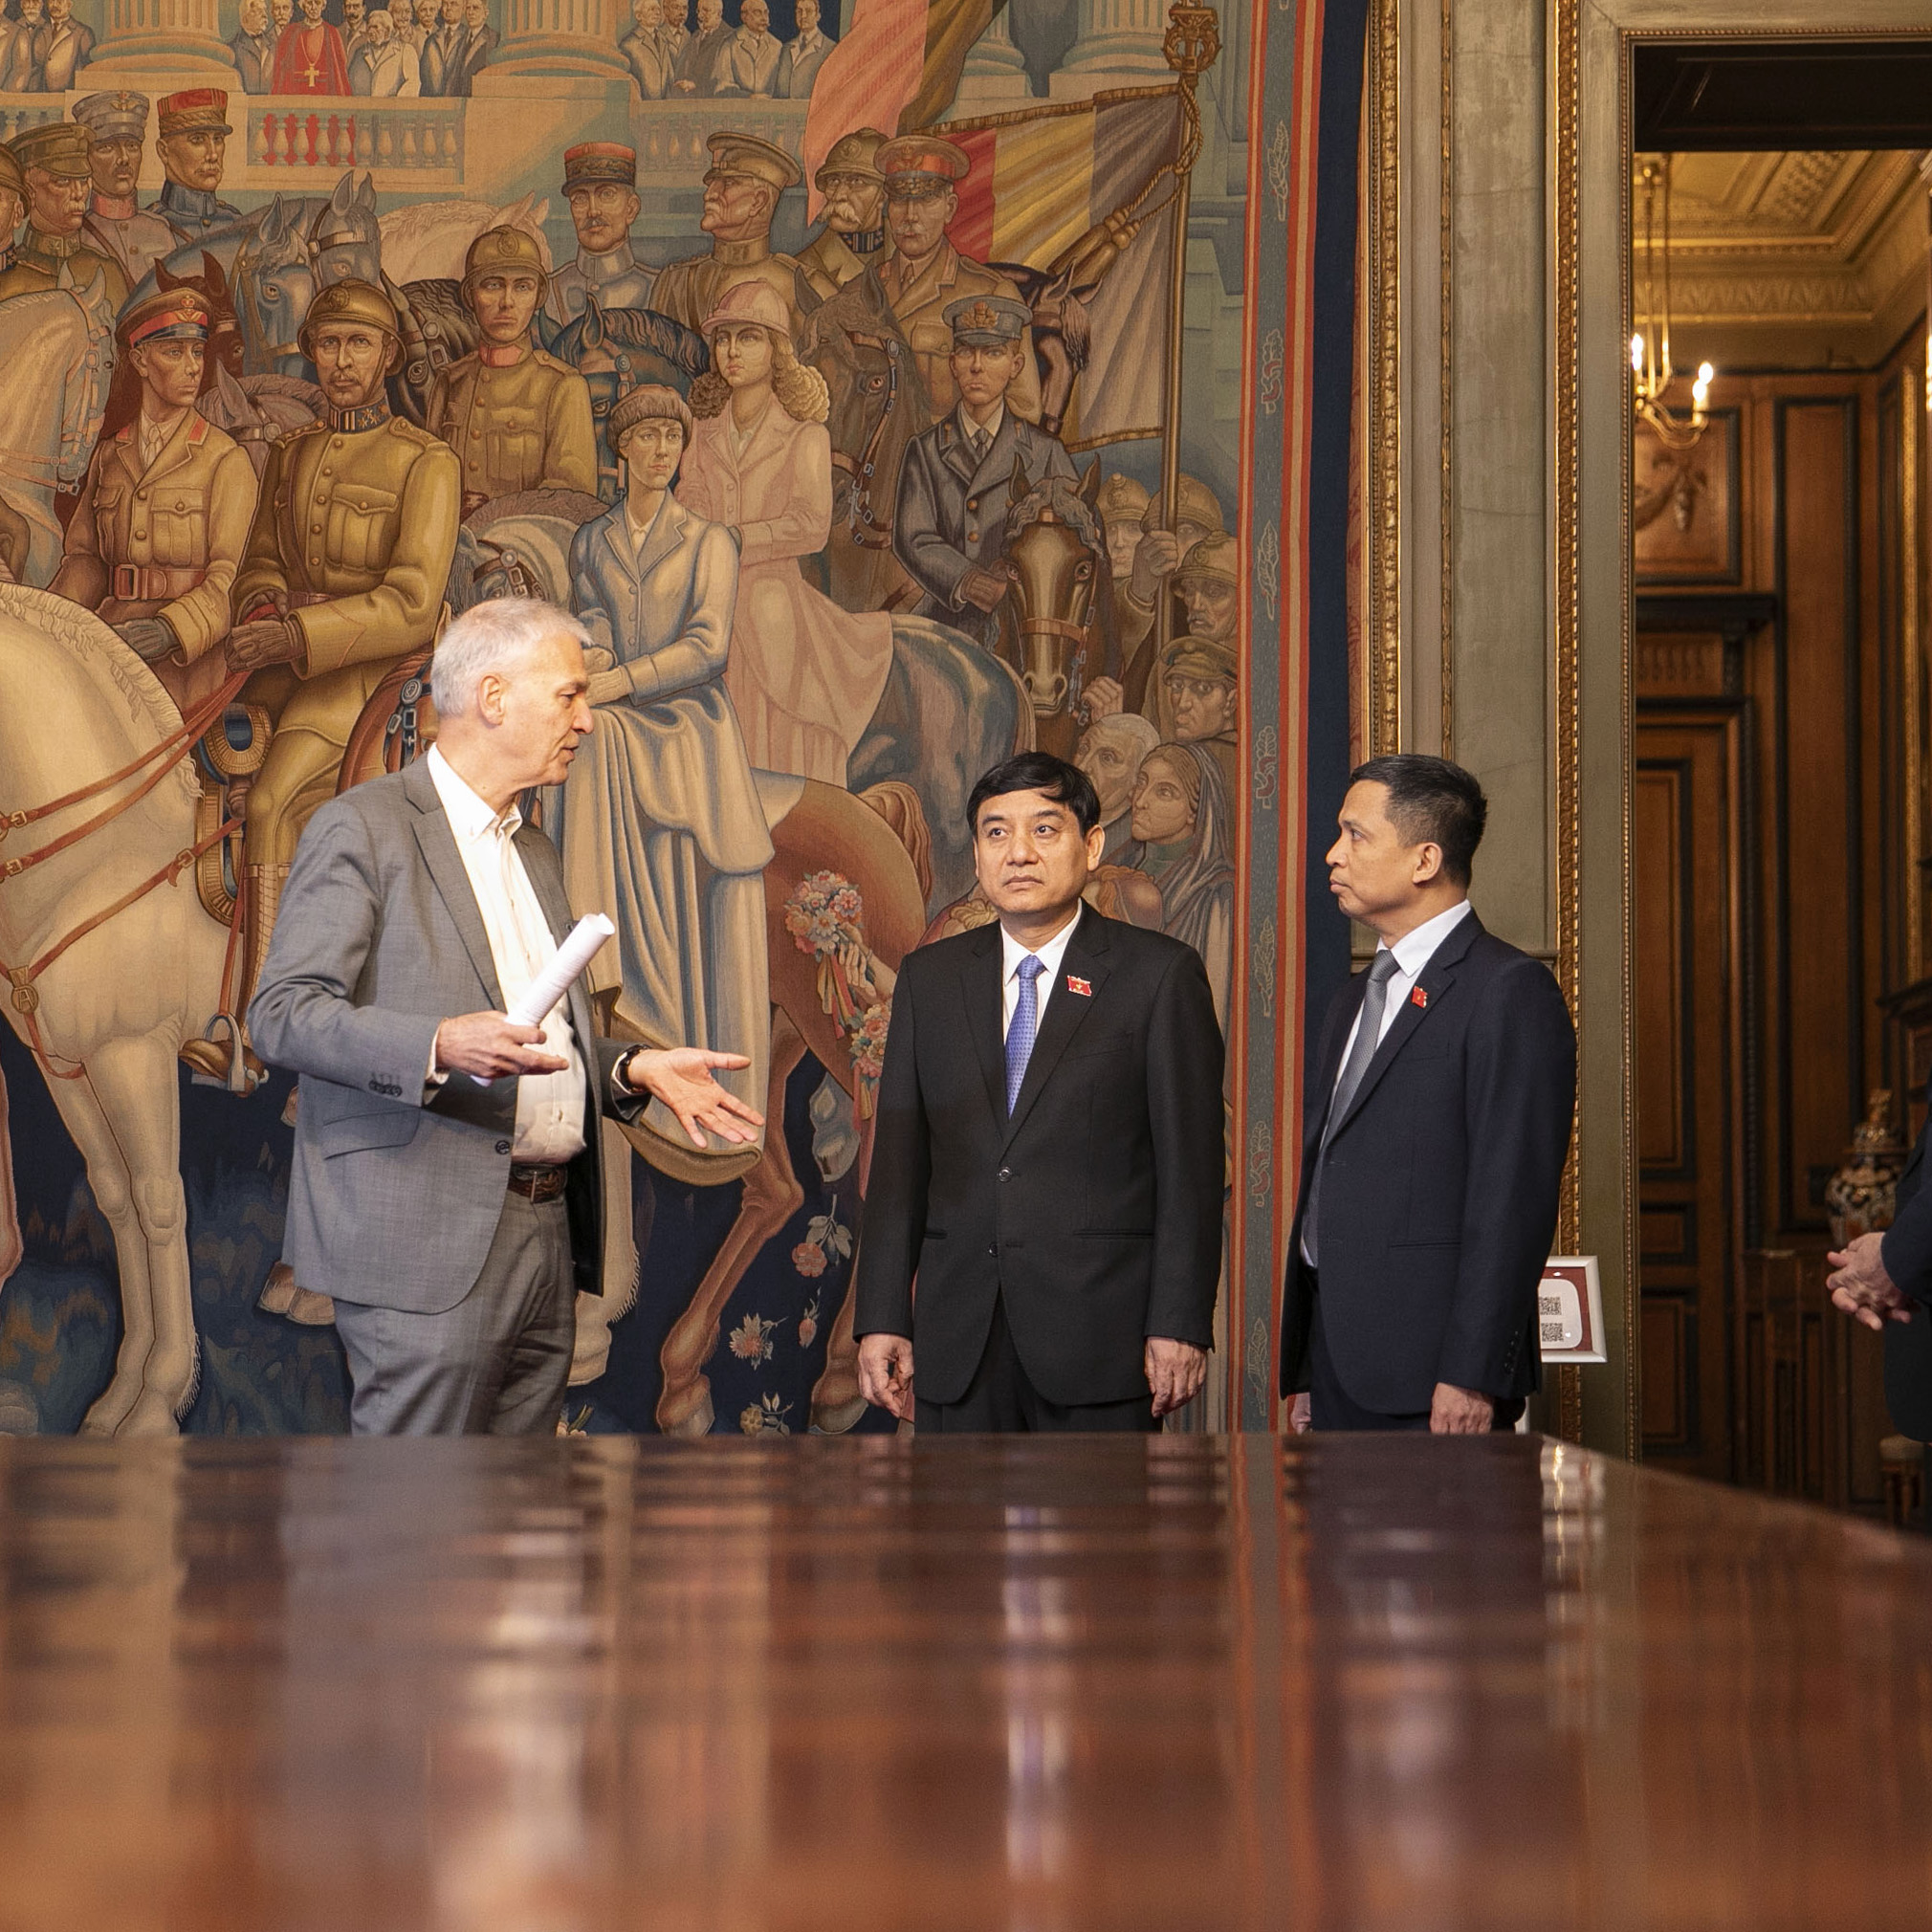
[877,133,970,199]
[702,275,793,342]
[944,295,1030,348]
[298,277,401,353]
[1161,633,1238,683]
[157,89,231,137]
[705,130,801,193]
[10,121,93,180]
[814,126,887,191]
[462,225,548,296]
[1140,472,1225,537]
[121,286,211,348]
[1097,473,1152,525]
[0,143,24,206]
[73,91,151,144]
[1171,528,1239,586]
[609,381,694,451]
[562,141,636,193]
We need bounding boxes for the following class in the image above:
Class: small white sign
[1539,1256,1606,1364]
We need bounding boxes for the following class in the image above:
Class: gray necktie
[1303,949,1401,1270]
[970,427,990,464]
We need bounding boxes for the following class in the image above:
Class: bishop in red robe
[270,0,352,93]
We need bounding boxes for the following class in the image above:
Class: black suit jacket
[1877,1113,1932,1440]
[1280,910,1575,1413]
[855,908,1225,1408]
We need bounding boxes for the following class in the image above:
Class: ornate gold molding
[1906,360,1924,979]
[1551,0,1586,1446]
[1367,0,1401,755]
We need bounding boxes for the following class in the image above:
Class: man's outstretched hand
[622,1046,762,1150]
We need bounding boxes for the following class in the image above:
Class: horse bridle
[231,229,306,365]
[829,331,900,552]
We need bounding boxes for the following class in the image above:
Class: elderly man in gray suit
[249,597,763,1435]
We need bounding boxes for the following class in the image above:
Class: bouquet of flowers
[783,869,867,1031]
[849,1000,891,1118]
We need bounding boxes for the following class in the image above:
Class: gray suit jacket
[250,757,641,1316]
[893,409,1075,648]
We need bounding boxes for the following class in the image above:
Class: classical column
[1048,0,1171,97]
[79,0,237,84]
[946,8,1029,114]
[474,0,632,82]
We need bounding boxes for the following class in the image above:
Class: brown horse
[999,456,1107,763]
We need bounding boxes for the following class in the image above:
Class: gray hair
[1079,711,1159,761]
[430,596,591,717]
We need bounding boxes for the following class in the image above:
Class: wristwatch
[613,1044,647,1093]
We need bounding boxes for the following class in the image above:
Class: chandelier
[1632,155,1714,451]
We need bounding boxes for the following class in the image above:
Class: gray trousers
[332,1190,576,1436]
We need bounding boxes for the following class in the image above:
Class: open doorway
[1630,40,1932,1504]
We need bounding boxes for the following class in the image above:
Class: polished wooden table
[1,1434,1928,1930]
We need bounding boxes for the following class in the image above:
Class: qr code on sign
[1542,1321,1569,1345]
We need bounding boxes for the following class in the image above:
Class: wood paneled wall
[1635,343,1924,1505]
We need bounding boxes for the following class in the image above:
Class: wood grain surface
[0,1433,1927,1930]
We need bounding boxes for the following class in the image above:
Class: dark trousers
[1307,1288,1525,1433]
[914,1294,1157,1435]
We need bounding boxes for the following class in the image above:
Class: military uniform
[74,93,177,291]
[148,91,244,244]
[428,227,598,511]
[53,413,257,712]
[0,123,131,312]
[800,127,889,301]
[872,137,1039,425]
[892,296,1075,650]
[233,289,461,873]
[1160,633,1239,803]
[544,143,658,327]
[648,132,818,335]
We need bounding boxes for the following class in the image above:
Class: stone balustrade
[241,99,464,188]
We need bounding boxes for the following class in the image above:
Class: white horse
[0,587,228,1435]
[0,277,116,587]
[376,192,553,283]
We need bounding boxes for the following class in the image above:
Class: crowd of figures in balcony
[0,0,834,99]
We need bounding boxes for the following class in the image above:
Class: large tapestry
[0,0,1364,1437]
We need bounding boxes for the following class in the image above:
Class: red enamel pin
[1067,975,1093,998]
[1410,986,1429,1009]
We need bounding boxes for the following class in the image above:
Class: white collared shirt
[1331,896,1473,1080]
[1000,903,1083,1040]
[957,399,1005,454]
[426,745,588,1164]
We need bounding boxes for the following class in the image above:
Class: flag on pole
[941,86,1186,449]
[802,0,1010,217]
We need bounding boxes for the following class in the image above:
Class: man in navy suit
[1283,755,1576,1433]
[856,753,1225,1432]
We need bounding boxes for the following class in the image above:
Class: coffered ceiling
[1632,149,1926,369]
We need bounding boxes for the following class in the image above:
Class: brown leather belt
[111,562,206,601]
[507,1162,568,1203]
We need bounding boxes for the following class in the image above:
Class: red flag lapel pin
[1066,975,1093,998]
[1410,985,1429,1010]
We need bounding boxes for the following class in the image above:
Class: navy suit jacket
[1877,1111,1932,1439]
[1281,909,1575,1413]
[855,909,1225,1408]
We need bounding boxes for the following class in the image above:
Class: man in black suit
[1283,755,1575,1433]
[1826,1111,1932,1483]
[855,753,1225,1432]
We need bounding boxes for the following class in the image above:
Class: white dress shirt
[1000,903,1084,1040]
[1328,897,1473,1087]
[426,745,588,1164]
[957,399,1006,458]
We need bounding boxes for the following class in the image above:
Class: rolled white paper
[472,911,616,1086]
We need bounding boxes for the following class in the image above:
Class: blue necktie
[1004,954,1046,1114]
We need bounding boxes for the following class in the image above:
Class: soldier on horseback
[50,288,259,717]
[187,279,460,1087]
